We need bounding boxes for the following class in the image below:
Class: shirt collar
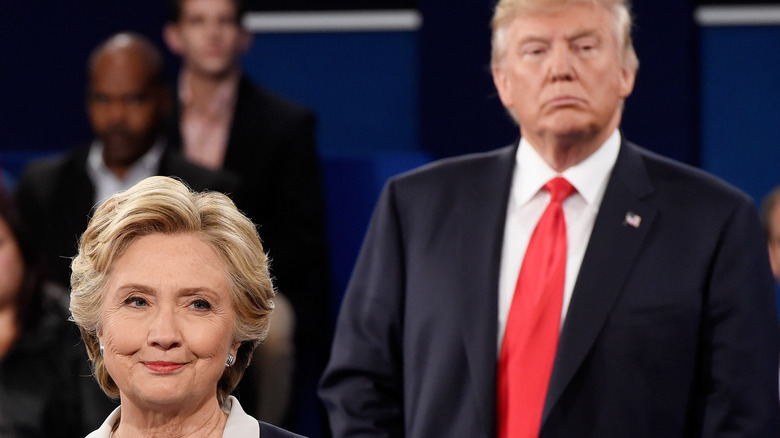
[514,129,621,206]
[222,396,260,436]
[86,396,258,438]
[87,138,165,180]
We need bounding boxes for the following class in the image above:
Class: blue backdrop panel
[0,1,169,152]
[321,150,431,315]
[699,24,780,315]
[699,25,780,204]
[239,27,428,315]
[242,31,420,154]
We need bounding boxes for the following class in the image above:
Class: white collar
[514,129,621,206]
[85,396,259,438]
[86,138,165,181]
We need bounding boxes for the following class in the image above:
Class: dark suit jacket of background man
[319,139,780,437]
[15,144,237,289]
[169,74,333,421]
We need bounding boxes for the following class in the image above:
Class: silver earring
[100,345,105,357]
[226,353,235,367]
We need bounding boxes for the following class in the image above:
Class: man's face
[767,205,780,282]
[492,3,636,146]
[88,49,167,170]
[166,0,248,78]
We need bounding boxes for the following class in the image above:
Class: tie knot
[544,177,575,203]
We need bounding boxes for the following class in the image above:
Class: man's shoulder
[17,146,89,192]
[21,146,87,176]
[391,143,516,189]
[628,142,752,205]
[160,147,239,193]
[238,75,314,122]
[257,421,307,438]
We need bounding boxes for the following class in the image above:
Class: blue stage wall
[699,25,780,205]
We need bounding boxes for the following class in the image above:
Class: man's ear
[618,63,637,100]
[492,64,513,109]
[163,23,184,55]
[238,29,253,56]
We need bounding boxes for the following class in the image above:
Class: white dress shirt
[85,396,259,437]
[86,139,165,207]
[497,130,621,351]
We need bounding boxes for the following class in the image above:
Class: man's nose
[548,45,575,81]
[105,100,128,124]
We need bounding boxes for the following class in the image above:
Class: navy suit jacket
[319,140,780,437]
[259,420,307,437]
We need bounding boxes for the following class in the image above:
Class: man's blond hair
[490,0,639,71]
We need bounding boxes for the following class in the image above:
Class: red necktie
[498,177,575,438]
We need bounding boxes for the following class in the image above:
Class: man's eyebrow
[566,29,602,42]
[517,35,551,46]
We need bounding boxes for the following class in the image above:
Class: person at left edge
[72,175,304,438]
[0,191,114,437]
[15,32,237,290]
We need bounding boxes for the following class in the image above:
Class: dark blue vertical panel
[418,0,518,159]
[0,1,169,152]
[244,31,420,154]
[699,26,780,203]
[624,0,698,164]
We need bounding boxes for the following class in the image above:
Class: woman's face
[99,232,238,411]
[0,217,24,309]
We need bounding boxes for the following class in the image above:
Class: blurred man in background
[16,32,235,290]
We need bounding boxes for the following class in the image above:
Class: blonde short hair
[70,176,275,404]
[490,0,639,71]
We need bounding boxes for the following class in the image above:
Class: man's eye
[522,46,547,57]
[91,94,109,104]
[125,95,147,106]
[574,39,598,54]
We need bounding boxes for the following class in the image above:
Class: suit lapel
[70,148,98,217]
[457,144,517,433]
[224,75,255,170]
[542,141,657,424]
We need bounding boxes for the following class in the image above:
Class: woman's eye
[124,297,147,307]
[192,299,212,311]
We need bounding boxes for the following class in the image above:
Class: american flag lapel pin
[624,211,642,228]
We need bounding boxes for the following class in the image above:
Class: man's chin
[192,60,236,79]
[546,123,593,142]
[102,143,148,167]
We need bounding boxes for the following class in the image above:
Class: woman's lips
[143,361,185,373]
